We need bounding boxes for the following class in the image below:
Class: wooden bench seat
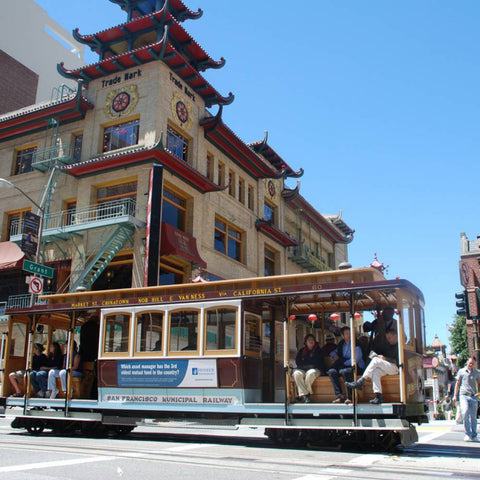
[54,377,82,399]
[16,375,82,399]
[291,375,401,403]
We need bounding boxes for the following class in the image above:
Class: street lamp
[0,178,45,305]
[0,178,44,213]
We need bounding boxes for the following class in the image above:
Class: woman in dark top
[11,343,46,397]
[30,342,63,398]
[293,334,326,403]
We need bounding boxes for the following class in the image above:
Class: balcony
[32,143,78,172]
[0,301,7,322]
[9,198,145,242]
[288,245,331,272]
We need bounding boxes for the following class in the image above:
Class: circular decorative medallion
[171,93,192,129]
[176,100,189,123]
[104,85,139,119]
[267,179,276,198]
[112,92,130,113]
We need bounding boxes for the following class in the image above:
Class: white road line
[293,476,336,480]
[348,453,385,466]
[164,444,210,452]
[418,430,447,443]
[0,455,116,473]
[294,469,352,480]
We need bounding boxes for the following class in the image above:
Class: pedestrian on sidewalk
[453,356,480,442]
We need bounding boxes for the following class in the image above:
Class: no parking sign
[29,277,44,295]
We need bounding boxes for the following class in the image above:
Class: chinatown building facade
[0,0,353,308]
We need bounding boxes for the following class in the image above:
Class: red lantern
[308,314,317,323]
[289,314,296,321]
[354,312,362,320]
[330,313,340,322]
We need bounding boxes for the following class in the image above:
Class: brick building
[458,232,480,361]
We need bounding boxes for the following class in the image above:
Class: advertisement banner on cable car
[117,359,218,387]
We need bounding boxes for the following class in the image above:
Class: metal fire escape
[8,86,143,295]
[69,224,134,292]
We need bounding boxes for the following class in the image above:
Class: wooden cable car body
[0,268,427,448]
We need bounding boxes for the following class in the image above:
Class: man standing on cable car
[293,334,326,403]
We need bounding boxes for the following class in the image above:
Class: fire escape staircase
[69,224,134,292]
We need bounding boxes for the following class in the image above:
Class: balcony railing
[9,198,142,240]
[32,143,79,172]
[6,294,49,310]
[288,245,331,272]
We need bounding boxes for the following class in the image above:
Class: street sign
[22,259,54,279]
[29,277,44,295]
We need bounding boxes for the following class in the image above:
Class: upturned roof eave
[109,0,203,22]
[0,89,93,143]
[73,5,223,71]
[200,109,283,179]
[286,195,352,244]
[62,141,223,193]
[58,32,233,107]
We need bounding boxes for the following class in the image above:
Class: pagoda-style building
[0,0,353,304]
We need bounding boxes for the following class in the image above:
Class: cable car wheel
[25,419,45,435]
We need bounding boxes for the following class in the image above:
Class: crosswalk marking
[0,456,116,473]
[164,444,210,452]
[348,453,385,466]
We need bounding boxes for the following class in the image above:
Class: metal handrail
[6,294,50,310]
[287,245,331,272]
[31,143,77,168]
[9,198,137,236]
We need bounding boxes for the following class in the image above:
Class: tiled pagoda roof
[0,86,93,143]
[61,139,223,193]
[73,5,224,71]
[59,28,233,107]
[109,0,202,22]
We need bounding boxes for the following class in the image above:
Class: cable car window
[245,313,261,356]
[135,311,164,354]
[169,310,199,353]
[104,313,131,354]
[205,307,237,352]
[10,322,27,357]
[402,303,413,347]
[52,329,68,347]
[34,323,48,347]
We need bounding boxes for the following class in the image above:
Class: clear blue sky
[35,0,480,350]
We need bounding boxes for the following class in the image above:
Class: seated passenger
[9,343,46,397]
[293,334,326,403]
[48,341,82,399]
[31,342,63,398]
[321,332,337,356]
[327,326,365,404]
[346,327,399,404]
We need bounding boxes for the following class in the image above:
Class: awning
[0,241,24,270]
[161,223,207,268]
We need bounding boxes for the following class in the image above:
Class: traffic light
[455,291,469,317]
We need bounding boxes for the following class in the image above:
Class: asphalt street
[0,417,478,480]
